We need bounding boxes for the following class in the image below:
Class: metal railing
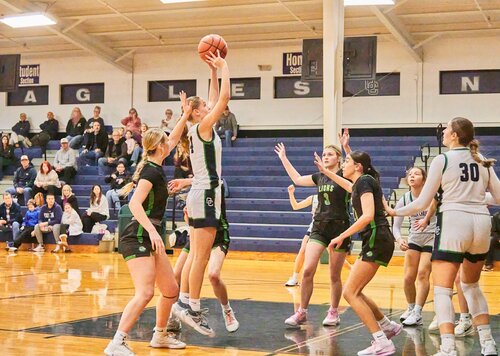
[436,123,444,154]
[420,143,431,172]
[387,190,398,228]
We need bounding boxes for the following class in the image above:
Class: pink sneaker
[285,309,307,327]
[357,339,396,355]
[383,321,403,339]
[322,308,340,326]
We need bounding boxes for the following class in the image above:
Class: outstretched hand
[274,143,287,160]
[338,128,350,149]
[205,50,226,69]
[179,91,192,118]
[313,152,326,173]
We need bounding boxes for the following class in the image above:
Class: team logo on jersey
[139,246,146,252]
[206,197,214,207]
[366,251,373,257]
[435,226,441,236]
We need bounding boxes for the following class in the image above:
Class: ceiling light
[0,13,56,28]
[345,0,395,5]
[160,0,204,3]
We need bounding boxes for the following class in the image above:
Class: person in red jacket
[121,108,141,140]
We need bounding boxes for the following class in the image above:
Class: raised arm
[199,51,230,138]
[207,66,219,110]
[275,143,315,187]
[396,155,444,216]
[313,152,353,192]
[287,185,313,210]
[339,128,351,155]
[167,91,190,154]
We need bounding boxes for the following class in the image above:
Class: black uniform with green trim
[183,184,230,255]
[119,161,167,261]
[309,171,351,251]
[352,174,394,266]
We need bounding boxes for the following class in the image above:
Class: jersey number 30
[459,163,479,182]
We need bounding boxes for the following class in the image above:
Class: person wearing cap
[54,138,77,184]
[215,106,238,147]
[6,155,37,205]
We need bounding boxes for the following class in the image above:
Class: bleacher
[1,134,498,253]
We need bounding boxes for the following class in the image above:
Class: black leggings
[82,213,107,233]
[13,226,35,248]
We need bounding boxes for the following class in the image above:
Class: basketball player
[175,50,230,336]
[391,117,500,356]
[104,105,191,355]
[284,185,318,286]
[393,167,437,327]
[275,141,351,328]
[317,151,402,356]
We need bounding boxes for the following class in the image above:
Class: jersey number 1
[459,163,479,182]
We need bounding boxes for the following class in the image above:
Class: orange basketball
[198,34,228,61]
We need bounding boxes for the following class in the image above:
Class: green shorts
[359,224,395,267]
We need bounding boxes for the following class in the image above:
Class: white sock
[292,272,299,280]
[441,334,455,351]
[414,305,423,315]
[113,331,127,344]
[189,298,201,312]
[154,326,165,334]
[378,316,392,330]
[221,301,231,311]
[179,292,189,304]
[460,313,471,321]
[372,330,389,344]
[298,306,307,314]
[477,325,493,343]
[408,303,415,310]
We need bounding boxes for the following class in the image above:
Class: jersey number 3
[323,193,331,206]
[459,163,479,182]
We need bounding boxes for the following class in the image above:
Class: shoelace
[224,309,234,323]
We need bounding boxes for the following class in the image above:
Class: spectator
[31,111,59,148]
[104,162,131,211]
[33,193,62,253]
[58,202,83,253]
[54,138,77,184]
[10,112,31,148]
[121,108,141,139]
[161,108,177,134]
[65,107,86,149]
[215,106,238,147]
[59,184,80,213]
[33,161,62,197]
[82,185,109,233]
[34,192,44,208]
[124,130,141,166]
[6,155,37,205]
[0,192,22,248]
[174,129,192,179]
[85,106,105,135]
[117,127,125,138]
[484,212,500,271]
[9,199,39,252]
[80,121,108,166]
[0,134,16,181]
[97,130,128,175]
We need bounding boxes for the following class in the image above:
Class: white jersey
[311,195,319,216]
[187,123,222,190]
[401,191,436,236]
[439,148,491,215]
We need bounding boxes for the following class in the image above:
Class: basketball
[198,34,228,61]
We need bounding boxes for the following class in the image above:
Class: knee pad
[461,282,489,318]
[434,286,455,326]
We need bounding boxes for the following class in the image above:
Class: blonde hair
[120,128,167,196]
[186,96,203,123]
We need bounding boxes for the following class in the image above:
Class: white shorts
[186,187,221,228]
[433,210,491,263]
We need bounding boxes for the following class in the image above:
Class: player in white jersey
[393,167,437,327]
[284,185,319,286]
[176,50,230,336]
[391,117,500,356]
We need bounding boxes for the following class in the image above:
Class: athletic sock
[414,305,423,315]
[292,272,299,280]
[298,307,307,314]
[189,299,201,312]
[408,303,415,310]
[179,292,189,304]
[378,316,392,330]
[221,302,231,311]
[441,334,456,351]
[372,330,389,344]
[460,313,471,322]
[477,325,493,343]
[154,327,166,334]
[113,331,127,344]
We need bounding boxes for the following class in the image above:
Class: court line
[0,286,134,301]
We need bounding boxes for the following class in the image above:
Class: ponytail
[365,164,380,182]
[350,150,380,182]
[469,139,495,168]
[120,152,149,197]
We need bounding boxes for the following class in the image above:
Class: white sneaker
[429,315,439,333]
[149,329,186,349]
[223,308,239,332]
[285,276,299,286]
[455,318,475,337]
[382,321,403,339]
[432,345,457,356]
[357,339,396,355]
[481,339,498,356]
[400,306,413,322]
[32,245,44,252]
[104,340,135,356]
[8,247,18,252]
[402,311,423,326]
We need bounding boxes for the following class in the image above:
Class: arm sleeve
[487,166,500,205]
[392,198,405,240]
[49,206,63,225]
[396,155,445,216]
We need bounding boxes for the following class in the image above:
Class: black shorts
[309,219,351,252]
[359,224,395,267]
[181,228,230,256]
[119,221,160,261]
[409,243,433,254]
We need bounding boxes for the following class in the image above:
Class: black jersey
[138,161,168,221]
[351,174,389,233]
[311,171,350,221]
